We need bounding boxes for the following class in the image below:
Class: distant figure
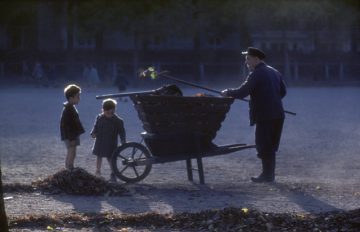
[88,65,100,88]
[60,84,85,170]
[21,61,31,82]
[46,64,57,87]
[221,47,287,183]
[90,98,126,182]
[114,66,129,102]
[114,66,129,92]
[32,62,46,87]
[82,64,91,85]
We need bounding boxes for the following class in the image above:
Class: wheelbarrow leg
[186,159,193,181]
[196,157,205,184]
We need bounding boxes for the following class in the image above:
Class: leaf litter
[4,168,128,196]
[8,207,360,231]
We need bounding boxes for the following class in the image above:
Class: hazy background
[0,0,359,88]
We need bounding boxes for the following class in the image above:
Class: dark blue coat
[91,114,126,158]
[226,62,286,125]
[60,102,85,141]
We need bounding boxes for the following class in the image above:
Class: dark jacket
[60,102,85,141]
[91,114,126,157]
[227,62,286,125]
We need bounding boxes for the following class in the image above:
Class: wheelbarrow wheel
[111,142,152,183]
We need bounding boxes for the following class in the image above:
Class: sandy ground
[1,85,360,219]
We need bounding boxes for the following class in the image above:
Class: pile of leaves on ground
[3,168,128,196]
[3,183,35,193]
[8,207,360,231]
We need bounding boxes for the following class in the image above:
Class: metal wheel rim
[111,142,152,183]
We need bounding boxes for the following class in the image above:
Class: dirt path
[1,86,360,228]
[4,180,360,218]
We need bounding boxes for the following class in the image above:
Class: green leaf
[150,72,157,79]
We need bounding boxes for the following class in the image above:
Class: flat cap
[241,47,266,60]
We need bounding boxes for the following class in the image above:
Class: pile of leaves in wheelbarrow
[8,207,360,231]
[4,168,127,196]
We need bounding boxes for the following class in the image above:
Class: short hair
[102,98,117,111]
[64,84,81,100]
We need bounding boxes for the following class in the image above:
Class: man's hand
[221,89,232,97]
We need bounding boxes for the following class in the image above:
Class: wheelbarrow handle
[96,90,155,99]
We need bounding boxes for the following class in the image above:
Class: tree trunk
[132,31,140,85]
[350,21,358,52]
[192,0,201,81]
[95,30,104,50]
[239,21,252,48]
[282,30,291,81]
[0,164,9,232]
[66,0,76,50]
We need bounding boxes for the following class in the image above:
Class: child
[60,84,85,170]
[91,98,126,182]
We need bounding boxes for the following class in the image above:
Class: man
[221,47,286,183]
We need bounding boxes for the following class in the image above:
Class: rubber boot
[251,155,274,183]
[251,157,266,182]
[268,154,276,181]
[263,154,275,181]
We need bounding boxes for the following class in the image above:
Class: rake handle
[157,71,296,116]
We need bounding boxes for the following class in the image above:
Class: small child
[60,84,85,170]
[91,98,126,182]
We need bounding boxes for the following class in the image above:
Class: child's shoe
[95,171,101,177]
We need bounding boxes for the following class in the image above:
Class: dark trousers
[255,118,284,179]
